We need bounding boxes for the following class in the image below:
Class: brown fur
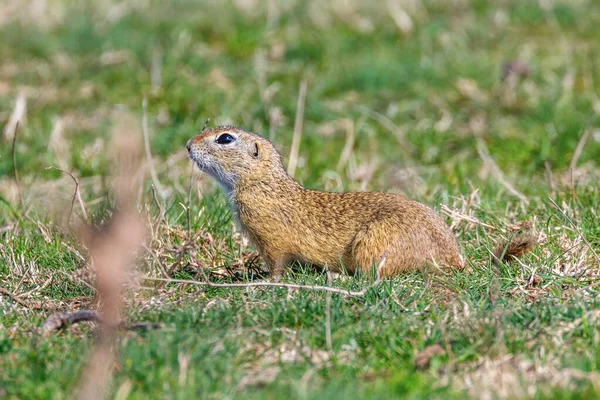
[187,126,464,279]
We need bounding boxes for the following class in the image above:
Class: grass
[1,0,600,398]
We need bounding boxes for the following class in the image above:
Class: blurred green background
[1,0,598,201]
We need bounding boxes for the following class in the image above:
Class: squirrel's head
[186,126,285,194]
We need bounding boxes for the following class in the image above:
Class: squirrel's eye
[215,133,235,145]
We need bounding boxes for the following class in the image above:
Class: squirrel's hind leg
[351,221,422,277]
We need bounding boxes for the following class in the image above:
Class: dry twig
[46,166,88,223]
[440,204,497,231]
[41,310,162,337]
[0,286,29,308]
[141,253,388,298]
[41,310,102,336]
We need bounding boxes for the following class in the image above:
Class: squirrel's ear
[251,142,259,158]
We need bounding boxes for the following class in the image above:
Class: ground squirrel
[186,126,464,279]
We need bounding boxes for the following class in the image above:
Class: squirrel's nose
[186,139,192,152]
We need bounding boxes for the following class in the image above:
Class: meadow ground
[1,0,600,398]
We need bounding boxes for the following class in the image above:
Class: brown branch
[40,310,163,337]
[0,286,29,308]
[41,310,102,336]
[142,253,388,298]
